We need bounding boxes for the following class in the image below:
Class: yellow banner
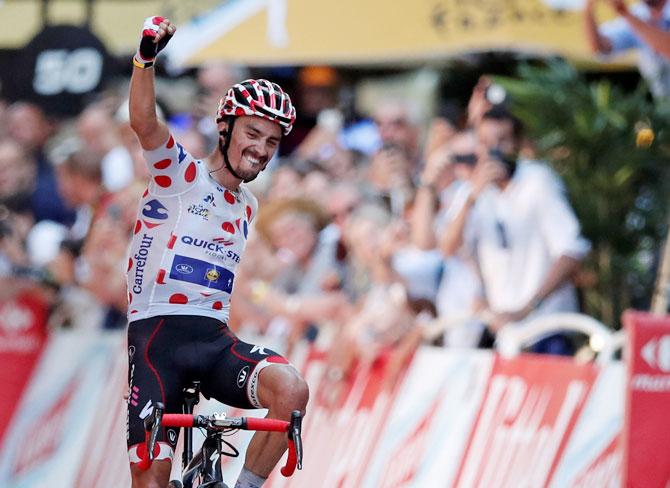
[170,0,625,66]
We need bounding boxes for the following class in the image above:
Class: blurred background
[0,0,670,486]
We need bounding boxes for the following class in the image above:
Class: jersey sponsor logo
[250,345,269,356]
[139,400,153,420]
[142,199,169,228]
[180,235,238,261]
[213,236,235,246]
[167,429,177,444]
[132,234,154,294]
[237,366,250,388]
[169,255,235,293]
[205,269,220,282]
[203,193,216,206]
[187,203,210,220]
[175,263,194,274]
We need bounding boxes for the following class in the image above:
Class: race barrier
[1,312,669,487]
[0,292,48,446]
[622,311,670,488]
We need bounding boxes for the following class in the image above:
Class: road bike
[138,381,303,488]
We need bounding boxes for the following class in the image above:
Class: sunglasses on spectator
[451,153,478,166]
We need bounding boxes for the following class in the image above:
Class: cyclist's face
[224,116,281,180]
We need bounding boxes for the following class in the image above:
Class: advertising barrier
[0,331,129,488]
[622,311,670,488]
[3,314,666,487]
[0,292,48,445]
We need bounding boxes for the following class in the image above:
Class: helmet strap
[210,116,258,183]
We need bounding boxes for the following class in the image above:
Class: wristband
[133,55,154,69]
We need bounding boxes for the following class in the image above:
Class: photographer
[440,107,590,355]
[584,0,670,99]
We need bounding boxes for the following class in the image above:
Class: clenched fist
[134,16,176,68]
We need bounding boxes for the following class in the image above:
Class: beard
[217,136,262,183]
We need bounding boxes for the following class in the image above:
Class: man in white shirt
[441,107,590,354]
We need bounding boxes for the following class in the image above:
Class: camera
[488,148,517,178]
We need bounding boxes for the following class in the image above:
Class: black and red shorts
[126,314,288,464]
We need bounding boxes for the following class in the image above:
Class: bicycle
[138,381,303,488]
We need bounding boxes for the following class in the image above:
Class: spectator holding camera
[584,0,670,98]
[441,107,590,354]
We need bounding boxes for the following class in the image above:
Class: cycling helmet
[216,78,296,135]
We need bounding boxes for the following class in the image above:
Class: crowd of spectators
[0,56,597,392]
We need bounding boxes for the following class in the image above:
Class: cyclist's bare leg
[130,459,171,488]
[242,364,309,479]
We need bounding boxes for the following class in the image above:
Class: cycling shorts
[126,314,288,464]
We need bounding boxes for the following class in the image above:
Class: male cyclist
[125,17,308,488]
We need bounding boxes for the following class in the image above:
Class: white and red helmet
[216,79,296,136]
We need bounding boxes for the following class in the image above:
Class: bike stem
[182,381,201,469]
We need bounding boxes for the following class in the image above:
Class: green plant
[494,61,670,327]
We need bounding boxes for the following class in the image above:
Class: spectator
[373,99,421,168]
[245,197,350,347]
[323,203,420,400]
[6,102,75,224]
[411,129,487,347]
[0,139,37,273]
[77,103,135,191]
[441,107,591,355]
[584,0,670,98]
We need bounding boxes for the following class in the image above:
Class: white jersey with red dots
[126,134,257,323]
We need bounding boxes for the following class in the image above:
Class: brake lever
[290,410,303,470]
[144,402,165,462]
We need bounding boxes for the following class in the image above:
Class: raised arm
[129,16,175,150]
[611,0,670,61]
[584,0,614,54]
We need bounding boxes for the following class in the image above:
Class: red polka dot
[166,135,175,149]
[184,161,196,182]
[224,190,235,204]
[134,220,142,234]
[212,301,223,310]
[154,175,172,188]
[235,107,246,116]
[221,222,235,234]
[142,188,149,198]
[246,205,253,221]
[128,292,133,304]
[131,309,138,314]
[153,158,172,170]
[127,258,133,272]
[169,293,188,304]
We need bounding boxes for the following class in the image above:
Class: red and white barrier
[0,330,129,487]
[0,292,49,445]
[2,311,669,487]
[622,311,670,487]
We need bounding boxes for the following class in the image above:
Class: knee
[260,366,309,415]
[285,372,309,413]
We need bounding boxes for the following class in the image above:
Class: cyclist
[126,16,308,488]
